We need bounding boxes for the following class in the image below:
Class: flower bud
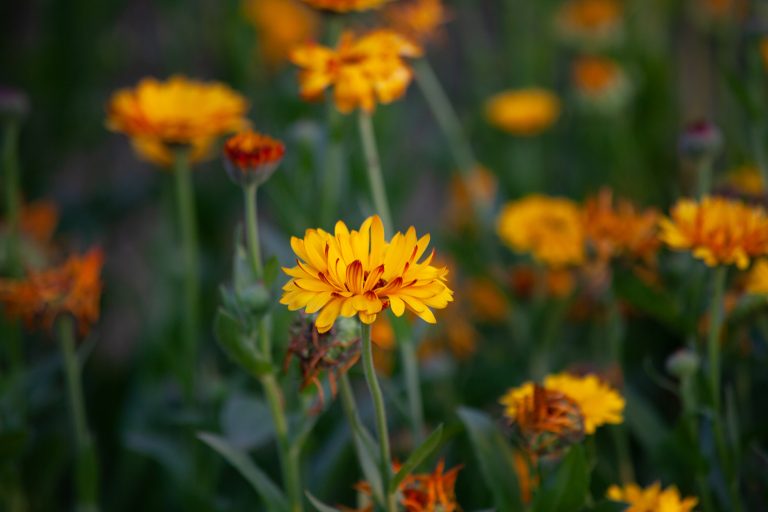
[666,348,700,378]
[223,130,285,187]
[678,120,723,161]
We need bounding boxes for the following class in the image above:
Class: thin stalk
[58,316,99,512]
[392,316,425,444]
[261,373,303,512]
[3,120,21,276]
[360,323,397,512]
[695,157,714,198]
[357,111,393,233]
[172,148,200,400]
[681,370,716,512]
[244,183,263,279]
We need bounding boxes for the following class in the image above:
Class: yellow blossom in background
[243,0,319,69]
[659,196,768,269]
[0,248,104,336]
[281,215,453,333]
[106,76,249,166]
[497,195,585,267]
[761,37,768,70]
[290,30,423,113]
[607,482,698,512]
[485,89,560,136]
[383,0,449,44]
[722,165,764,197]
[745,259,768,295]
[502,372,624,436]
[555,0,623,48]
[301,0,390,12]
[583,188,660,263]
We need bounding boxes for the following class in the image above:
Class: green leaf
[306,491,341,512]
[197,432,289,512]
[390,424,444,492]
[348,417,384,505]
[457,407,523,511]
[213,309,272,377]
[531,445,589,512]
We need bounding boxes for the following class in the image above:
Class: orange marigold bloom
[383,0,449,44]
[555,0,623,47]
[0,248,104,336]
[583,188,660,262]
[223,130,285,186]
[571,55,631,111]
[497,195,585,267]
[107,76,249,166]
[243,0,319,68]
[745,259,768,295]
[485,89,560,136]
[300,0,390,12]
[607,482,698,512]
[290,30,423,113]
[8,201,58,246]
[280,215,453,333]
[659,196,768,269]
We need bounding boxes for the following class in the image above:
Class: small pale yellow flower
[280,215,453,333]
[243,0,319,68]
[485,89,560,136]
[607,482,698,512]
[290,30,423,113]
[659,196,768,269]
[497,195,584,267]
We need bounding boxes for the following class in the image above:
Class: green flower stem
[261,373,303,512]
[680,367,716,512]
[357,111,393,234]
[695,157,714,198]
[706,266,743,512]
[3,119,21,276]
[360,322,397,512]
[244,183,264,279]
[172,147,200,400]
[391,316,425,444]
[58,316,99,512]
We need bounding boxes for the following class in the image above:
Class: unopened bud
[666,348,700,378]
[223,130,285,187]
[678,120,723,161]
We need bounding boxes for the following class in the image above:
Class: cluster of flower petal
[659,196,768,269]
[281,215,453,333]
[485,88,560,136]
[497,195,585,267]
[0,248,104,336]
[107,76,249,166]
[290,30,423,113]
[501,372,625,436]
[607,482,698,512]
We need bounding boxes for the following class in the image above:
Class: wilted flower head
[301,0,390,12]
[502,372,625,437]
[678,120,723,161]
[555,0,623,48]
[607,482,698,512]
[0,86,29,120]
[223,130,285,186]
[583,188,660,263]
[107,76,249,166]
[0,248,104,336]
[243,0,319,68]
[485,89,560,136]
[497,195,585,267]
[280,215,453,333]
[659,196,768,269]
[501,383,585,456]
[290,30,423,113]
[383,0,449,44]
[572,55,631,112]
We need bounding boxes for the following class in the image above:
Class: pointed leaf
[390,424,444,492]
[306,491,341,512]
[531,445,589,512]
[197,432,289,512]
[457,407,523,511]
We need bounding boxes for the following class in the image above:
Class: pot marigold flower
[383,0,449,44]
[485,89,560,136]
[107,76,249,165]
[280,215,453,333]
[497,195,585,267]
[301,0,390,12]
[0,248,104,336]
[223,130,285,186]
[607,482,698,512]
[659,196,768,269]
[501,372,624,436]
[243,0,319,68]
[555,0,623,48]
[290,30,423,113]
[583,188,660,263]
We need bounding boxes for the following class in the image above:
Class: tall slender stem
[392,316,425,444]
[357,111,393,233]
[360,323,397,512]
[58,316,99,512]
[244,183,263,279]
[172,148,200,400]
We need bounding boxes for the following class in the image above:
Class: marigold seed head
[607,482,698,512]
[223,130,285,186]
